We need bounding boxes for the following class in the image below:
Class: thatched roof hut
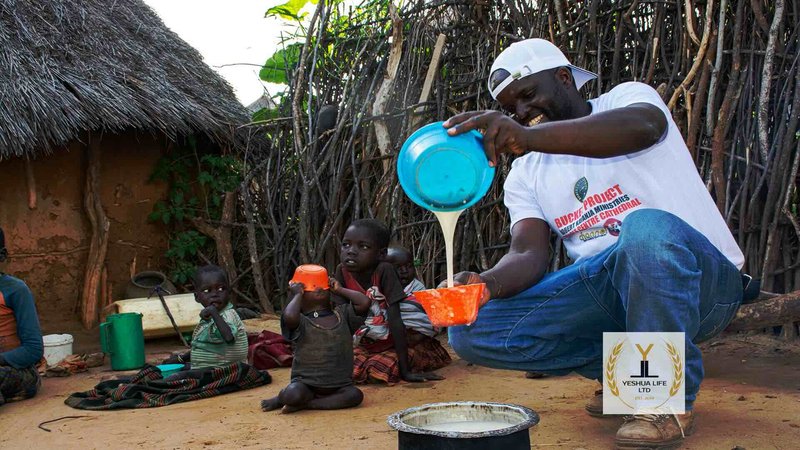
[0,0,247,159]
[0,0,250,330]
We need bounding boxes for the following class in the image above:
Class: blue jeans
[449,209,743,409]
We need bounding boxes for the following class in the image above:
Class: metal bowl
[388,401,539,450]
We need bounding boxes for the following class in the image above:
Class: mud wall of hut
[0,132,170,332]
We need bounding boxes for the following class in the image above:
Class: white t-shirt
[503,81,744,269]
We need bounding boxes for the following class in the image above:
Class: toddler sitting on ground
[261,265,369,413]
[164,265,248,373]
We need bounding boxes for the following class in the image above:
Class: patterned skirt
[352,331,452,384]
[0,365,41,406]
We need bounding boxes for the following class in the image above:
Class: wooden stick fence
[222,0,798,321]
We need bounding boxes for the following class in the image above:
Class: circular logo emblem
[574,177,589,202]
[604,218,622,236]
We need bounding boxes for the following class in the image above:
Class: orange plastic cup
[290,264,329,291]
[413,283,485,327]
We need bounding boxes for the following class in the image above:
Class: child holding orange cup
[261,264,369,413]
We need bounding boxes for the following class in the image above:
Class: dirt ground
[2,323,799,450]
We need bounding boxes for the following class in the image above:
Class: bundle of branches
[234,0,798,314]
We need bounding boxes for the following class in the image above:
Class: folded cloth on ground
[247,330,293,370]
[45,355,87,377]
[64,362,271,410]
[42,353,105,378]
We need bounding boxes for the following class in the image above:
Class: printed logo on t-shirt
[554,184,642,238]
[604,218,622,236]
[574,177,589,202]
[579,228,608,242]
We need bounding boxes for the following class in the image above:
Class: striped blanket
[352,331,451,384]
[65,362,270,410]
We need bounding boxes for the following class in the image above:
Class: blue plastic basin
[398,122,495,212]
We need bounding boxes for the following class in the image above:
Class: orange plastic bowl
[290,264,329,291]
[413,283,485,327]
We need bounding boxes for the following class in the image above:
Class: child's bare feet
[281,404,304,414]
[421,371,445,380]
[261,397,283,412]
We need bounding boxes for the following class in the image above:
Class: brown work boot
[615,411,695,449]
[585,388,605,417]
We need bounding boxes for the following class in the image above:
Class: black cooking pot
[387,401,539,450]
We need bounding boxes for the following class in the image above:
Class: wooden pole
[242,181,274,314]
[152,288,189,347]
[370,2,403,176]
[191,191,238,293]
[410,33,447,131]
[80,134,110,329]
[726,290,800,331]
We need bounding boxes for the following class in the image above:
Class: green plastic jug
[100,312,145,370]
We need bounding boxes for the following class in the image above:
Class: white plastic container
[42,333,74,366]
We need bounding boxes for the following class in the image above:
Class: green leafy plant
[266,0,319,21]
[164,230,209,285]
[149,146,242,285]
[260,43,303,84]
[260,0,328,85]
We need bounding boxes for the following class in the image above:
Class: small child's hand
[289,282,305,296]
[199,304,218,320]
[329,277,342,294]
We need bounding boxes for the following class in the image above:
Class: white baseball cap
[488,38,598,99]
